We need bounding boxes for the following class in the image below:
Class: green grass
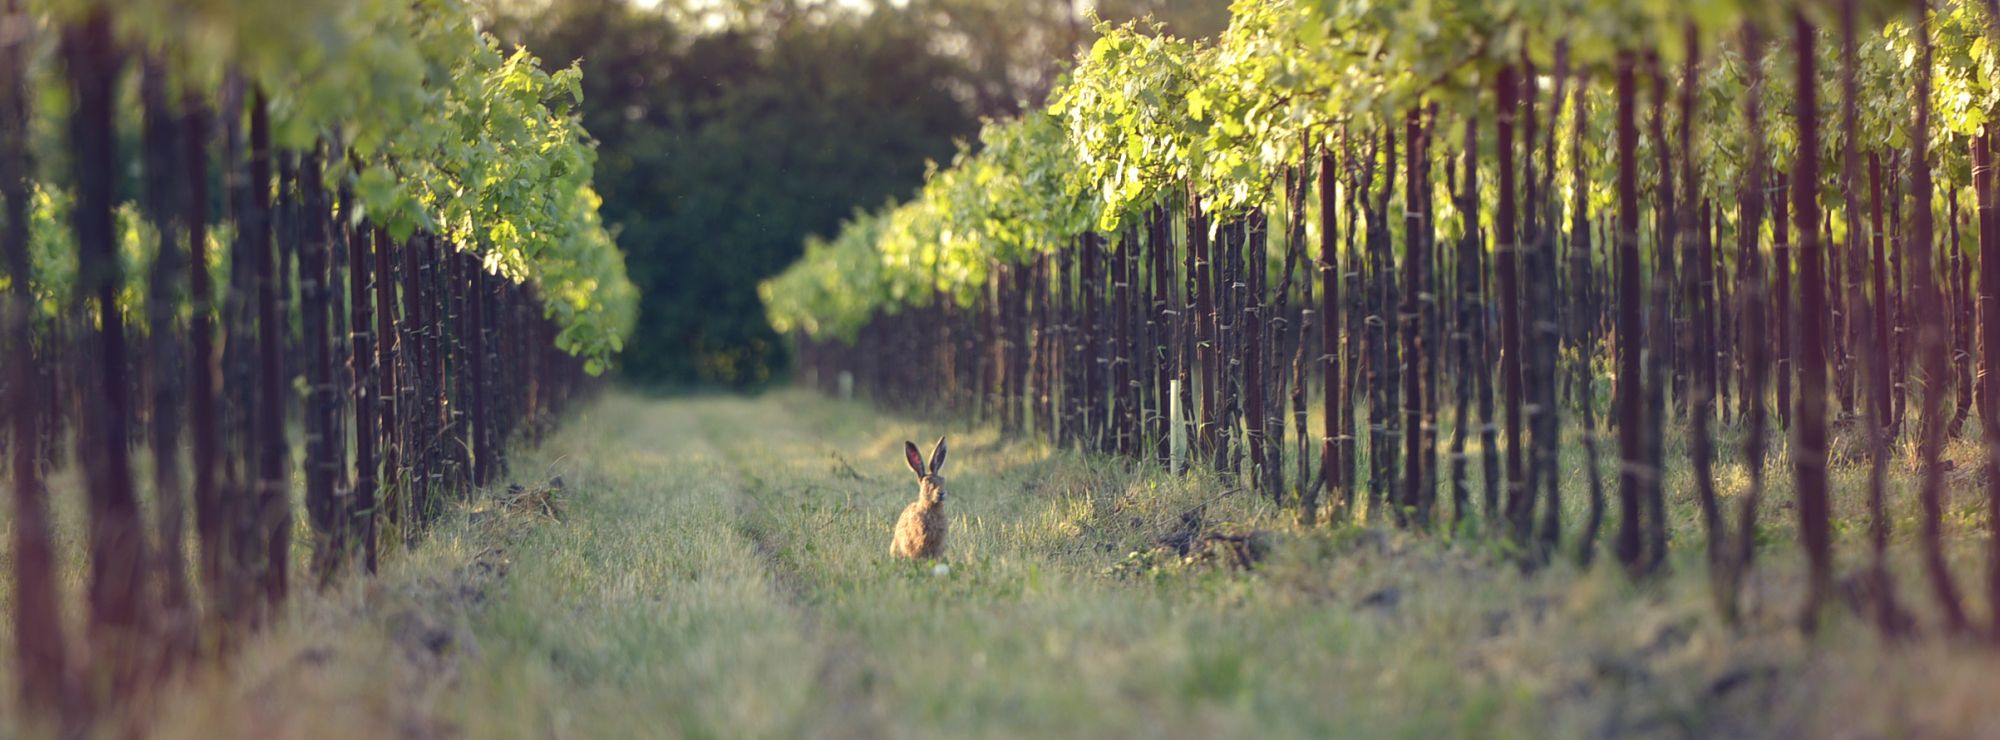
[8,388,2000,738]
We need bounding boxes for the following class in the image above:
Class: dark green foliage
[493,0,983,384]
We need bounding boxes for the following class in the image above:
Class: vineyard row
[765,0,2000,645]
[2,0,637,732]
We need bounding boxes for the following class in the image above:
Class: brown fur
[890,437,949,560]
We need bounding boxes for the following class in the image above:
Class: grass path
[133,389,2000,739]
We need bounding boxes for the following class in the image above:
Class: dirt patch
[226,487,547,740]
[382,545,512,675]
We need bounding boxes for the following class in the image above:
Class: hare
[890,436,948,560]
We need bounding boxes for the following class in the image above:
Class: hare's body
[890,496,946,559]
[889,437,950,560]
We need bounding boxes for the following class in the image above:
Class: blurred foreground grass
[8,388,2000,738]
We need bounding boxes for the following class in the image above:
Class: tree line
[485,0,1232,386]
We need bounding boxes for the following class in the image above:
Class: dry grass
[4,388,2000,738]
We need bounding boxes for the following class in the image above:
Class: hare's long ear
[929,436,948,475]
[904,441,926,478]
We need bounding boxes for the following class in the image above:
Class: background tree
[486,0,1228,385]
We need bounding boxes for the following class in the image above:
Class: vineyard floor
[13,391,2000,738]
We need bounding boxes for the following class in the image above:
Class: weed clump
[493,477,570,522]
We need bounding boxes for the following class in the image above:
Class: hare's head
[903,436,948,505]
